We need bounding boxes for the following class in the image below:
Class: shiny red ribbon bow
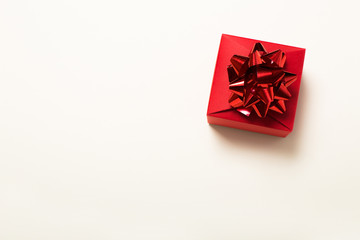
[228,43,297,118]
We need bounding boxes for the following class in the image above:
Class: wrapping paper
[207,34,305,137]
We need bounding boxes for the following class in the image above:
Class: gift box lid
[207,34,306,133]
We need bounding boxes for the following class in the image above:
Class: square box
[207,34,306,137]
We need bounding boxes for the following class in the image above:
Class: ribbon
[228,43,297,118]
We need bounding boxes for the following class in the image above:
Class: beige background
[0,0,359,239]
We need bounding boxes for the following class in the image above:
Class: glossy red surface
[207,34,306,137]
[227,42,297,118]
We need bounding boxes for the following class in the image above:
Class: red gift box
[207,34,306,137]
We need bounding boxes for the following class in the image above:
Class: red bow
[228,43,297,118]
